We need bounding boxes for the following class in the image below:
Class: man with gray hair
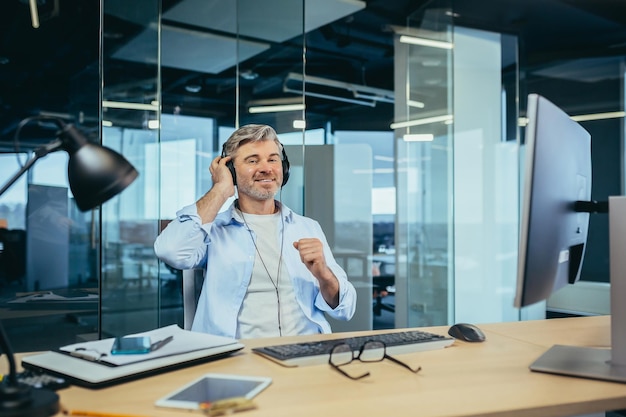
[155,124,356,339]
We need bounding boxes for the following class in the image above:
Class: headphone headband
[221,142,290,187]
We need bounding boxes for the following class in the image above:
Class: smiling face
[233,139,283,204]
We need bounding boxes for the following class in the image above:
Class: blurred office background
[0,0,623,351]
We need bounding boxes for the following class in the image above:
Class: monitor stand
[529,196,626,383]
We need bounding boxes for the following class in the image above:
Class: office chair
[372,258,395,316]
[182,268,204,330]
[373,279,395,316]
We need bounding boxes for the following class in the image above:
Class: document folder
[21,325,244,388]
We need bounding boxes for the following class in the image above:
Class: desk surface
[16,315,626,417]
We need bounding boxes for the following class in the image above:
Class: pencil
[63,409,151,417]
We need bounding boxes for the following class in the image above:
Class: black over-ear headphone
[221,143,290,187]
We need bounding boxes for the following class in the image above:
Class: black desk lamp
[0,116,139,211]
[0,115,139,416]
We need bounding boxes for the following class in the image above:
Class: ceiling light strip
[570,111,625,122]
[390,114,453,129]
[403,134,434,142]
[248,97,304,106]
[29,0,40,28]
[284,85,377,107]
[519,111,625,126]
[248,104,305,114]
[286,72,394,100]
[407,100,425,108]
[399,35,453,50]
[354,92,394,103]
[102,101,159,111]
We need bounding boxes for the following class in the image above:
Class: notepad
[22,325,245,388]
[58,324,237,366]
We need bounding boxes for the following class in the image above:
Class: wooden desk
[480,315,611,349]
[14,316,626,417]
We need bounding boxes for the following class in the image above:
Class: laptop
[21,326,245,389]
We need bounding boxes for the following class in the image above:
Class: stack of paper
[59,324,238,366]
[22,325,245,388]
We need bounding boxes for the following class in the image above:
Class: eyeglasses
[328,341,422,380]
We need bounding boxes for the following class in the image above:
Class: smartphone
[110,336,152,355]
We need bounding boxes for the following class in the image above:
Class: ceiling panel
[163,0,365,43]
[112,25,270,74]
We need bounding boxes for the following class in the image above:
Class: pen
[150,335,173,352]
[199,397,257,416]
[69,350,105,362]
[63,410,150,417]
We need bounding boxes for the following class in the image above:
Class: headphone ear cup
[221,145,237,186]
[226,160,237,186]
[281,149,290,186]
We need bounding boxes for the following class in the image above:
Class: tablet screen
[155,373,272,410]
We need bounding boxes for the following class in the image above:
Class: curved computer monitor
[514,93,592,308]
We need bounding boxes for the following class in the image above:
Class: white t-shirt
[236,211,310,338]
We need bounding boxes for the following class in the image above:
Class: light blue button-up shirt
[154,201,357,338]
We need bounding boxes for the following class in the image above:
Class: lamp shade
[0,119,138,212]
[67,143,139,211]
[60,123,138,211]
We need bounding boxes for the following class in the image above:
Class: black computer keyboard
[252,329,454,367]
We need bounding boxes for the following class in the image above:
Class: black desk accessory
[0,323,59,417]
[0,115,138,416]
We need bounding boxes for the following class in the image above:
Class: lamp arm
[0,138,64,198]
[0,320,18,386]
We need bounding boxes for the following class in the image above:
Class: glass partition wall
[97,0,626,337]
[100,0,162,336]
[0,4,102,352]
[393,2,456,328]
[393,0,624,325]
[100,0,307,336]
[394,1,521,328]
[3,0,623,353]
[0,0,526,351]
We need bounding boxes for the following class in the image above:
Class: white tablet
[155,373,272,411]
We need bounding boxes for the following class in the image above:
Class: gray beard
[238,181,278,200]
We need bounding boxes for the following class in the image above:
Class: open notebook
[21,325,244,388]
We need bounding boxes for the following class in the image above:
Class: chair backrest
[182,268,205,330]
